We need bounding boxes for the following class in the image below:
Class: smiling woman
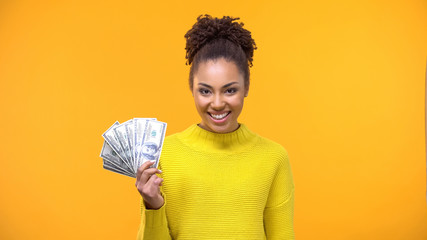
[193,58,247,133]
[135,14,295,239]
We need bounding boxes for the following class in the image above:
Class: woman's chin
[201,121,238,133]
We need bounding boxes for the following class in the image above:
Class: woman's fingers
[135,166,164,209]
[138,174,163,200]
[136,161,155,183]
[145,175,163,195]
[135,160,162,191]
[149,174,163,187]
[139,168,162,185]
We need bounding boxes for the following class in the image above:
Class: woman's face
[192,57,248,133]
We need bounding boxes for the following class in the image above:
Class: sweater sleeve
[136,187,172,240]
[263,148,295,240]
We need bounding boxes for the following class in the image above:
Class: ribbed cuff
[145,191,167,228]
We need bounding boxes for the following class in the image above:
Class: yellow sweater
[137,123,295,240]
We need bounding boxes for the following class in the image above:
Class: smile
[208,111,231,120]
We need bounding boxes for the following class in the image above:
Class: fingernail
[158,169,162,173]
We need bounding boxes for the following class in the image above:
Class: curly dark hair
[184,14,257,91]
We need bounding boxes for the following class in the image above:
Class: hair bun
[185,14,256,66]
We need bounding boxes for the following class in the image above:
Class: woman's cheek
[198,97,210,109]
[230,96,244,109]
[195,97,208,114]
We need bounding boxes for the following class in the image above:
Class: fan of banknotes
[100,118,167,178]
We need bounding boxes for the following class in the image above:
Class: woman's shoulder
[162,126,192,147]
[256,136,292,174]
[163,132,181,145]
[252,132,289,160]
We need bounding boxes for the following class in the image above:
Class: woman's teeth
[210,112,229,120]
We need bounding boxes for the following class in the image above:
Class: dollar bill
[100,140,135,176]
[102,121,129,164]
[125,120,135,171]
[113,120,134,170]
[100,118,165,177]
[133,118,156,171]
[102,159,135,178]
[137,119,167,169]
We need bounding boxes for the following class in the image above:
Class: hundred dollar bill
[102,121,129,165]
[133,118,156,171]
[100,140,134,176]
[137,119,167,169]
[103,159,135,178]
[113,120,134,170]
[125,120,135,171]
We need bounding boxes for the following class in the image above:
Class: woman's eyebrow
[198,83,212,88]
[222,82,238,88]
[198,82,238,89]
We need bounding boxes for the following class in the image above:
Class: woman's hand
[135,160,164,210]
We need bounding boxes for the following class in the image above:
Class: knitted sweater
[136,123,295,239]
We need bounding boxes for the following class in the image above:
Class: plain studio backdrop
[0,0,426,239]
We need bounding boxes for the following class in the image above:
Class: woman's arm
[263,148,295,240]
[137,189,172,240]
[135,161,172,239]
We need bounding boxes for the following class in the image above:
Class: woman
[135,14,295,239]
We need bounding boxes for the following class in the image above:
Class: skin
[192,57,248,133]
[135,57,249,209]
[135,160,164,209]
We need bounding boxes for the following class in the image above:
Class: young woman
[135,14,295,239]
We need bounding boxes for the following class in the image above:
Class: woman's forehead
[194,58,244,86]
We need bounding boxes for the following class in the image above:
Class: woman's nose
[211,94,225,109]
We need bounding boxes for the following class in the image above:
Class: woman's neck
[196,122,241,134]
[177,123,259,153]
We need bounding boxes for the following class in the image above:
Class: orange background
[1,0,426,239]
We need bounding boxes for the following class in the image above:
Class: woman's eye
[226,88,237,94]
[199,89,211,95]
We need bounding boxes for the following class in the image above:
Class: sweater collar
[177,123,259,153]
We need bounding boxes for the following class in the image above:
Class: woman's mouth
[208,111,231,123]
